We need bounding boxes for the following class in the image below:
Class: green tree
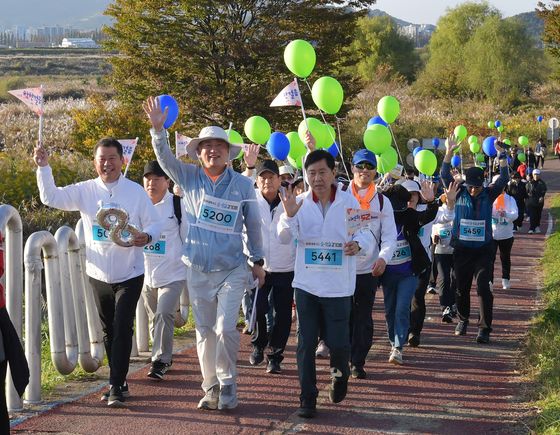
[538,1,560,60]
[463,15,544,103]
[348,15,420,83]
[414,1,498,98]
[103,0,376,133]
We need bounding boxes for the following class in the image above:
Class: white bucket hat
[186,126,242,161]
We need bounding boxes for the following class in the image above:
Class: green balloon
[469,142,481,153]
[324,123,336,147]
[414,149,437,176]
[284,39,316,79]
[287,131,306,159]
[377,96,400,124]
[517,152,526,163]
[287,154,303,169]
[476,153,486,162]
[363,124,392,154]
[454,125,468,143]
[376,147,398,174]
[487,121,494,128]
[497,125,504,133]
[503,138,511,146]
[311,76,344,115]
[467,135,478,146]
[227,129,243,145]
[244,116,271,145]
[518,135,529,146]
[298,118,329,149]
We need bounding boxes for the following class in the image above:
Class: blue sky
[375,0,538,25]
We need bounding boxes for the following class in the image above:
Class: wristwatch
[253,259,265,267]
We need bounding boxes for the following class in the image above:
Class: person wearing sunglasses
[347,149,397,378]
[440,135,509,344]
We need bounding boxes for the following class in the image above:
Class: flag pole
[294,78,309,131]
[38,84,44,146]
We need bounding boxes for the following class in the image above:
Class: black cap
[143,160,167,178]
[256,159,279,176]
[464,166,484,187]
[383,184,411,212]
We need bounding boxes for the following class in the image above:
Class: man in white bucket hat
[143,96,265,411]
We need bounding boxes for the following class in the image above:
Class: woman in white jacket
[491,180,518,290]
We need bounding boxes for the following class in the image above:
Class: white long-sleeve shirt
[143,192,188,288]
[277,185,373,297]
[492,193,518,240]
[37,166,161,284]
[432,204,455,255]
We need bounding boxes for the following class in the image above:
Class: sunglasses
[354,162,376,170]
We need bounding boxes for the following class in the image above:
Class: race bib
[388,239,411,265]
[492,217,509,226]
[459,219,485,242]
[418,227,425,237]
[195,194,240,234]
[143,239,167,256]
[303,241,343,270]
[92,224,110,243]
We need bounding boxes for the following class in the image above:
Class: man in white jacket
[278,149,373,419]
[249,159,296,374]
[33,138,161,407]
[141,161,188,380]
[347,149,397,379]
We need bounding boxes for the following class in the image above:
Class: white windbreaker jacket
[37,167,161,284]
[492,193,518,240]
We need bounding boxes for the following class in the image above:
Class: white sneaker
[197,384,220,410]
[426,286,437,295]
[535,227,541,233]
[528,230,534,234]
[315,340,330,358]
[218,383,238,410]
[502,279,511,290]
[388,347,403,365]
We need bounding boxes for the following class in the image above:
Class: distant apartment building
[397,24,435,48]
[60,37,99,48]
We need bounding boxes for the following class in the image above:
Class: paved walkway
[11,159,559,434]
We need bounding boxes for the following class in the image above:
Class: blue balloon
[367,116,388,128]
[482,136,497,157]
[157,94,179,129]
[267,131,290,161]
[494,120,501,128]
[537,115,544,123]
[413,146,423,157]
[432,138,440,148]
[451,155,461,168]
[328,142,339,158]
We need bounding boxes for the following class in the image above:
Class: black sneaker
[441,306,453,323]
[147,360,171,380]
[297,399,317,419]
[107,385,126,407]
[476,329,490,344]
[266,359,282,374]
[101,381,129,401]
[328,370,348,404]
[249,347,264,366]
[351,366,366,379]
[455,320,468,336]
[407,333,420,347]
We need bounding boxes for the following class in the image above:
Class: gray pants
[142,280,186,364]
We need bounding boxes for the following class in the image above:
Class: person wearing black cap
[248,159,296,374]
[141,161,188,381]
[441,135,509,344]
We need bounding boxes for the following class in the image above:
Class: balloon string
[302,78,351,181]
[335,117,351,181]
[294,78,310,133]
[387,124,404,167]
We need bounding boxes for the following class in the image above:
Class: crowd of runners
[0,96,549,425]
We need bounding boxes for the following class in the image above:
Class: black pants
[409,268,431,335]
[513,200,525,229]
[453,245,494,332]
[349,273,378,369]
[491,237,514,281]
[89,274,144,386]
[295,289,351,404]
[535,155,544,168]
[528,203,544,231]
[435,253,456,308]
[0,359,8,434]
[251,271,294,362]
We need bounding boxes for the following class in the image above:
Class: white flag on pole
[175,132,191,158]
[270,79,302,107]
[8,87,44,116]
[119,138,138,177]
